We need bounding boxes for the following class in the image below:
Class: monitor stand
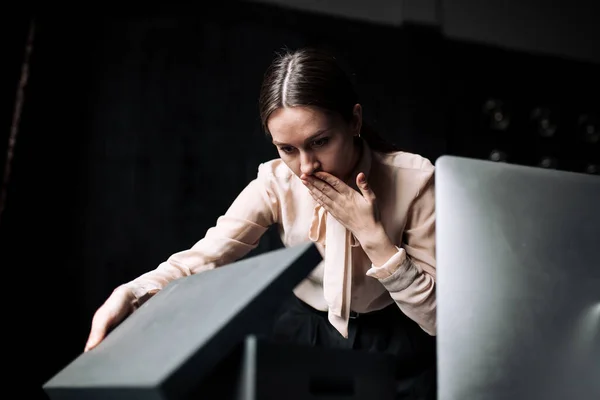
[194,333,397,400]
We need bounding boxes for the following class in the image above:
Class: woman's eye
[312,137,329,148]
[280,146,294,154]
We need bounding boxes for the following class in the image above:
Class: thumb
[356,172,375,201]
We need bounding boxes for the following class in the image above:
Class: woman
[84,48,437,399]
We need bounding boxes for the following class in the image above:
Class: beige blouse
[122,140,437,338]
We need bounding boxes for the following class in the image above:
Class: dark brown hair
[259,48,399,153]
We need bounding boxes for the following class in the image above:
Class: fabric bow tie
[308,203,357,338]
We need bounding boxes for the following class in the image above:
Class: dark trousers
[270,295,437,400]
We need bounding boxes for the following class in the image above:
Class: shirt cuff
[365,246,408,280]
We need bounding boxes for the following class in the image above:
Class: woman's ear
[352,103,363,136]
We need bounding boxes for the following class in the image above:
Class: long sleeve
[122,163,279,304]
[366,169,437,335]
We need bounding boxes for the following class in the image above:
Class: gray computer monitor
[43,242,322,400]
[435,155,600,400]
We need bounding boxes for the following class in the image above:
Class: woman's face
[267,105,362,181]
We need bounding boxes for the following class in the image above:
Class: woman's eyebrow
[272,129,331,146]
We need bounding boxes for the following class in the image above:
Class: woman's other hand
[84,286,138,352]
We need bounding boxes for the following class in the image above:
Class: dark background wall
[0,1,597,398]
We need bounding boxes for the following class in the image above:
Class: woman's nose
[300,152,320,176]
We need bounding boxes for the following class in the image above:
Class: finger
[84,311,111,352]
[356,172,376,202]
[313,171,349,194]
[84,297,131,351]
[302,178,335,209]
[301,175,336,203]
